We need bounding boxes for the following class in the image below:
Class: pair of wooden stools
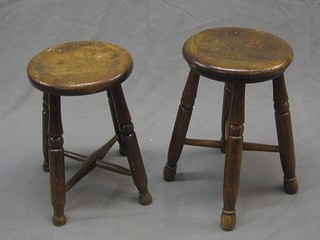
[27,27,298,230]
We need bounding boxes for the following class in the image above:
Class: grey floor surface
[1,0,320,239]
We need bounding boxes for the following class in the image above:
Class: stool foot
[52,214,66,226]
[220,137,226,153]
[284,177,298,194]
[119,145,126,156]
[221,209,236,230]
[139,192,153,206]
[43,161,49,172]
[163,164,177,182]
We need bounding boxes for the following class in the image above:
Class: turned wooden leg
[273,75,298,194]
[107,90,126,156]
[48,94,66,226]
[110,85,152,206]
[221,82,245,230]
[163,69,200,181]
[42,93,49,172]
[220,82,234,153]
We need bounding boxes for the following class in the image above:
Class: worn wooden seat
[28,41,152,226]
[163,27,298,230]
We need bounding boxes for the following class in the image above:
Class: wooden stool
[163,27,298,230]
[27,41,152,226]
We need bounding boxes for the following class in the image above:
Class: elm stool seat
[163,27,298,230]
[27,41,152,226]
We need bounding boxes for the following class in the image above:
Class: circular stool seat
[182,27,293,82]
[164,27,298,230]
[27,41,133,95]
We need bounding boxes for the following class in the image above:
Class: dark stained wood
[48,94,66,226]
[65,135,119,191]
[163,70,200,181]
[220,82,234,153]
[183,27,294,82]
[221,82,245,230]
[107,90,126,156]
[110,85,152,206]
[42,93,49,172]
[184,138,279,152]
[64,150,132,176]
[27,41,133,96]
[28,41,152,226]
[164,27,298,230]
[273,75,298,194]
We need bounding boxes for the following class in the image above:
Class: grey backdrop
[0,0,319,239]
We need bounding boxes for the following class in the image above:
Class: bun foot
[52,214,66,226]
[163,164,177,182]
[220,137,226,153]
[43,162,49,172]
[119,145,126,156]
[284,177,298,194]
[220,146,226,153]
[139,192,152,206]
[221,209,236,231]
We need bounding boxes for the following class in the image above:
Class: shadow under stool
[163,27,298,230]
[27,41,152,226]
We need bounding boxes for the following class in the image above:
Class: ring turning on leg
[221,209,236,231]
